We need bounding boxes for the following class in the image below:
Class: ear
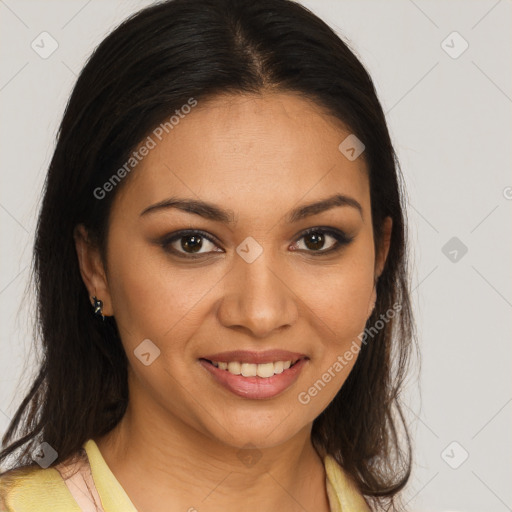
[73,224,114,316]
[374,216,393,279]
[367,216,393,318]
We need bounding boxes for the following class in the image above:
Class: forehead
[113,92,370,222]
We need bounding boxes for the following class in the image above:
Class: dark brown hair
[0,0,416,509]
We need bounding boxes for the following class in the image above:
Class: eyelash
[159,227,354,260]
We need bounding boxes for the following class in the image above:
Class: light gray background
[1,1,511,510]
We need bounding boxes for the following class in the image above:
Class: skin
[74,91,392,512]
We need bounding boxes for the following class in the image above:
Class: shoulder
[324,454,371,512]
[0,464,80,511]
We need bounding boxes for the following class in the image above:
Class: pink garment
[54,448,105,512]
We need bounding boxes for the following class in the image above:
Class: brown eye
[180,234,205,253]
[161,230,223,258]
[303,231,328,251]
[291,227,353,255]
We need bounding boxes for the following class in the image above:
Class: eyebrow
[139,193,363,223]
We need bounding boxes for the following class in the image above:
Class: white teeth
[210,359,300,378]
[273,361,284,374]
[241,363,257,377]
[227,361,241,375]
[256,362,275,378]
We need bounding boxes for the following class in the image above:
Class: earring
[92,296,105,320]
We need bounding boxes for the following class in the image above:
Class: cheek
[302,242,375,340]
[294,234,375,410]
[106,232,212,344]
[295,263,374,414]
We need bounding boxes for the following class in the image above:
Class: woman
[0,0,415,510]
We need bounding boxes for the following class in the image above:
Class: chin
[203,411,308,450]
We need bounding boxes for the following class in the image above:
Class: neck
[94,385,330,511]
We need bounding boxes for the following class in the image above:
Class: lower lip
[199,358,308,400]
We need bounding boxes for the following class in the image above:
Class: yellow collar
[83,440,369,511]
[0,439,369,511]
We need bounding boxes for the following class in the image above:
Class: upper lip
[201,350,308,364]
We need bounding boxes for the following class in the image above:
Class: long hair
[0,0,417,509]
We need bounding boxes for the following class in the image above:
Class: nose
[217,250,299,338]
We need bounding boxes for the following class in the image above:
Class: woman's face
[79,92,391,450]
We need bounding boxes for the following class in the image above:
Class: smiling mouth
[200,358,304,378]
[199,356,309,400]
